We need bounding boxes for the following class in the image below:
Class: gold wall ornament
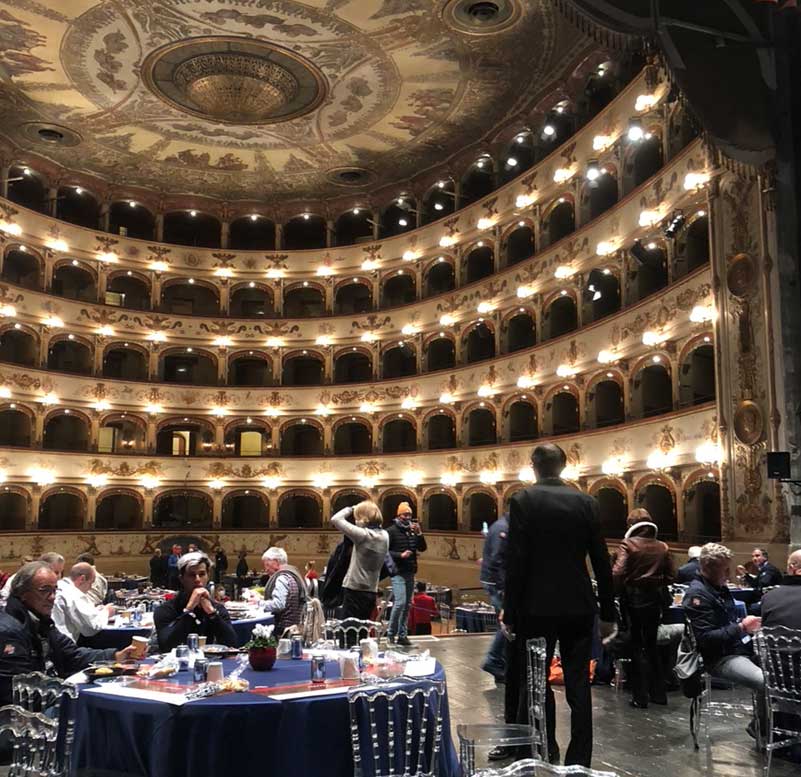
[733,400,764,445]
[726,253,757,298]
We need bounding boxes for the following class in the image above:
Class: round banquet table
[455,606,497,633]
[83,612,274,650]
[72,657,460,777]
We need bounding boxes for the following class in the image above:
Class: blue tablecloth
[455,606,497,633]
[73,657,459,777]
[84,613,274,650]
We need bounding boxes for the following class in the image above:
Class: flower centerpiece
[244,623,277,670]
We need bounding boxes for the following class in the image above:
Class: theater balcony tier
[0,404,720,544]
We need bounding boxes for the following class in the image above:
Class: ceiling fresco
[0,0,589,204]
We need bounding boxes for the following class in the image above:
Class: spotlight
[434,202,444,211]
[586,159,600,182]
[189,210,197,217]
[352,208,360,215]
[250,214,258,221]
[506,157,518,167]
[542,124,556,138]
[302,213,310,220]
[398,218,408,227]
[75,187,83,195]
[627,119,644,142]
[664,210,686,238]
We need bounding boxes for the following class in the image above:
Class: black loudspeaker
[767,451,791,480]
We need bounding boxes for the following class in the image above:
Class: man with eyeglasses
[0,561,136,705]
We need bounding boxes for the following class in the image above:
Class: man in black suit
[676,545,702,583]
[761,549,801,629]
[502,444,615,768]
[737,547,783,592]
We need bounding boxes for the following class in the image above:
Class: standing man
[214,547,228,585]
[480,512,509,683]
[149,548,168,587]
[386,502,427,647]
[167,545,182,590]
[761,548,801,629]
[502,444,615,767]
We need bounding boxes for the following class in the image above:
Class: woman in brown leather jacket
[612,509,675,708]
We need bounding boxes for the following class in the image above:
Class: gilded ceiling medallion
[142,37,327,125]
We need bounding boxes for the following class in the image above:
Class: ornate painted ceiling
[0,0,589,205]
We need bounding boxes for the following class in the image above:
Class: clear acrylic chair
[438,604,452,634]
[755,626,801,777]
[458,638,549,775]
[12,671,78,777]
[324,617,386,648]
[682,618,763,751]
[473,757,619,776]
[348,680,445,777]
[0,704,60,777]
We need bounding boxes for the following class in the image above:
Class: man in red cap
[386,501,427,646]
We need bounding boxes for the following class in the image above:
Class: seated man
[52,562,114,642]
[2,552,65,599]
[761,549,801,629]
[261,548,307,635]
[75,553,108,607]
[676,546,702,584]
[683,542,764,737]
[154,552,237,652]
[0,561,134,705]
[738,547,783,592]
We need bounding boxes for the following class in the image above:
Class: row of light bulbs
[2,441,719,494]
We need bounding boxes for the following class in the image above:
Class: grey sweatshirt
[331,507,389,593]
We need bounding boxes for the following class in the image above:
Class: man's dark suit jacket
[761,575,801,629]
[503,478,615,626]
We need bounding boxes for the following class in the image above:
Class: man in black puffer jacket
[386,502,427,646]
[0,561,135,706]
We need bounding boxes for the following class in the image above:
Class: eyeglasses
[34,586,57,596]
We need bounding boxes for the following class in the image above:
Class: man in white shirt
[52,563,114,642]
[75,553,108,606]
[2,552,65,599]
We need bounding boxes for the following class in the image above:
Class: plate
[85,662,141,679]
[94,676,137,686]
[202,645,242,657]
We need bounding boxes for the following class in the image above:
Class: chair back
[474,758,619,776]
[0,703,60,776]
[325,617,385,648]
[525,637,549,760]
[348,681,445,777]
[438,604,451,634]
[756,626,801,704]
[12,671,78,776]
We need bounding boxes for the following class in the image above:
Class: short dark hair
[75,553,95,566]
[754,547,768,559]
[531,444,566,478]
[415,581,427,593]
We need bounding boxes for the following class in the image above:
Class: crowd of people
[480,442,801,768]
[1,448,798,771]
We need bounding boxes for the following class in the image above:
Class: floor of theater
[3,634,795,777]
[424,634,798,777]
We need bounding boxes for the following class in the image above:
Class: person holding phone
[386,502,427,647]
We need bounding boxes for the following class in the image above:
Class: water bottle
[481,521,489,536]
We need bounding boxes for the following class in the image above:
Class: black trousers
[505,615,595,767]
[342,588,376,620]
[627,604,665,705]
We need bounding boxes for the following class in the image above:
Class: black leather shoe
[397,636,413,647]
[629,699,648,709]
[487,746,512,761]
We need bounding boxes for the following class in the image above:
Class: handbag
[675,624,704,698]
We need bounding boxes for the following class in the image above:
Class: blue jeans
[388,574,414,638]
[482,583,506,677]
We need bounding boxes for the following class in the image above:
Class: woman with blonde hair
[330,500,389,619]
